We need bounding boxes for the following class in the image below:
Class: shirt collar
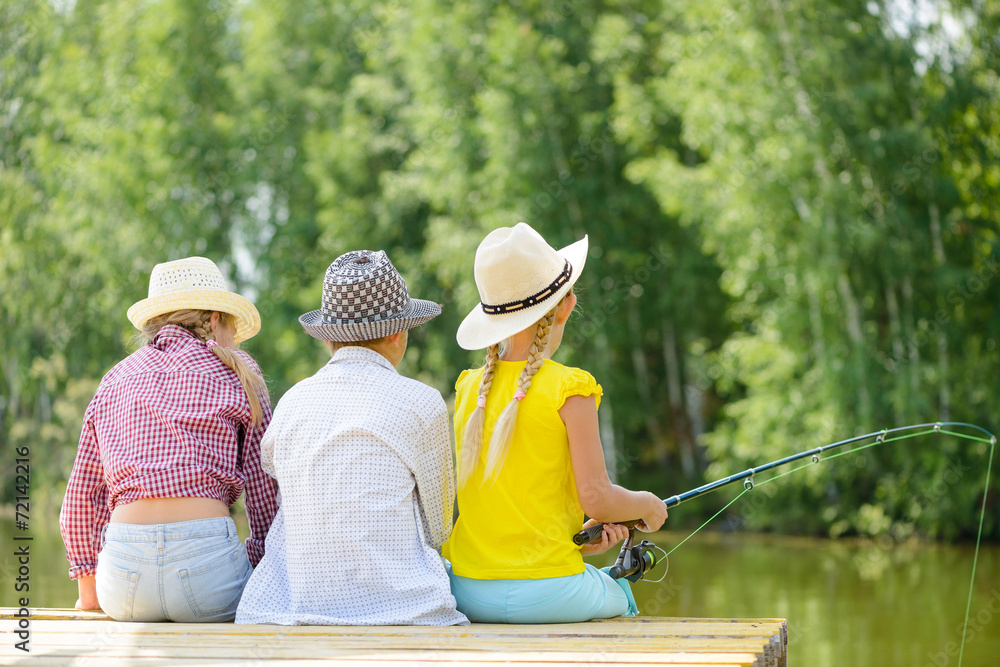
[153,324,200,347]
[329,346,397,374]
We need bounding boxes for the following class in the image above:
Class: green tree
[601,0,998,538]
[2,0,995,540]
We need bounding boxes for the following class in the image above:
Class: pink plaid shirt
[59,325,279,579]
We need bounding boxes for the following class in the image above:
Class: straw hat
[457,223,588,350]
[299,250,442,342]
[127,257,261,343]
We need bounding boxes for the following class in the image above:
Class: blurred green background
[1,0,997,545]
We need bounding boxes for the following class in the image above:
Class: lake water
[3,511,998,667]
[597,530,1000,667]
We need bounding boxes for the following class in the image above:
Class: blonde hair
[139,309,268,426]
[457,342,499,487]
[458,306,557,487]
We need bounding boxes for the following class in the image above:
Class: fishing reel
[607,527,667,582]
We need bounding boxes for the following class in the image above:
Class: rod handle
[572,519,641,545]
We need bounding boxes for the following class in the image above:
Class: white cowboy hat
[457,223,588,350]
[299,250,441,342]
[127,257,261,343]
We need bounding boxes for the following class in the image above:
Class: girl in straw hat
[442,223,668,623]
[59,257,279,622]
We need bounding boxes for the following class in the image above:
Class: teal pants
[448,563,638,624]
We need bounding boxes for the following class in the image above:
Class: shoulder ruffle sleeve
[454,368,481,416]
[455,369,473,392]
[557,366,603,411]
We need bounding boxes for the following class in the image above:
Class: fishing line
[664,488,749,557]
[950,428,994,667]
[659,426,941,555]
[658,434,902,556]
[646,423,995,667]
[642,543,670,583]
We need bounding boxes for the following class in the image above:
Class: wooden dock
[1,609,787,666]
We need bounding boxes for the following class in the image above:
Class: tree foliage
[2,0,996,539]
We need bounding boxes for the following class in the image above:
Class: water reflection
[587,530,1000,667]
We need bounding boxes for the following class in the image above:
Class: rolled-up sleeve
[59,413,110,580]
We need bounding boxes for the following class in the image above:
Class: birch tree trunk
[663,319,697,479]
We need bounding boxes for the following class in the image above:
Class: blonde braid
[140,309,268,426]
[458,343,499,488]
[188,313,214,342]
[482,307,555,484]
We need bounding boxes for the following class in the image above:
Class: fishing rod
[575,422,996,580]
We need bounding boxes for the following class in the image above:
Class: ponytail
[139,309,268,426]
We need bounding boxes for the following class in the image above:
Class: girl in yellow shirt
[443,223,668,623]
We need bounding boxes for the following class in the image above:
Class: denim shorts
[96,517,252,622]
[448,563,638,624]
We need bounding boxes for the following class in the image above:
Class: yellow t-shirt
[442,359,602,579]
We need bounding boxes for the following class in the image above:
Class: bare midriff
[110,497,230,524]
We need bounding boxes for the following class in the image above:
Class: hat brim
[299,298,442,342]
[456,236,588,350]
[127,290,261,344]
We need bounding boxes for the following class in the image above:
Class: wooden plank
[6,659,753,667]
[0,608,786,667]
[7,646,761,666]
[12,632,776,666]
[24,632,776,653]
[3,609,788,629]
[593,617,786,625]
[7,645,763,664]
[26,632,779,653]
[9,619,786,647]
[21,619,784,639]
[11,626,785,645]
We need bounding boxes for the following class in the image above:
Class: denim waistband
[104,516,238,543]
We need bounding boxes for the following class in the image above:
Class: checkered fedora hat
[299,250,441,342]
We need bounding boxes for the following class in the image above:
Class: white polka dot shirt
[235,346,468,625]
